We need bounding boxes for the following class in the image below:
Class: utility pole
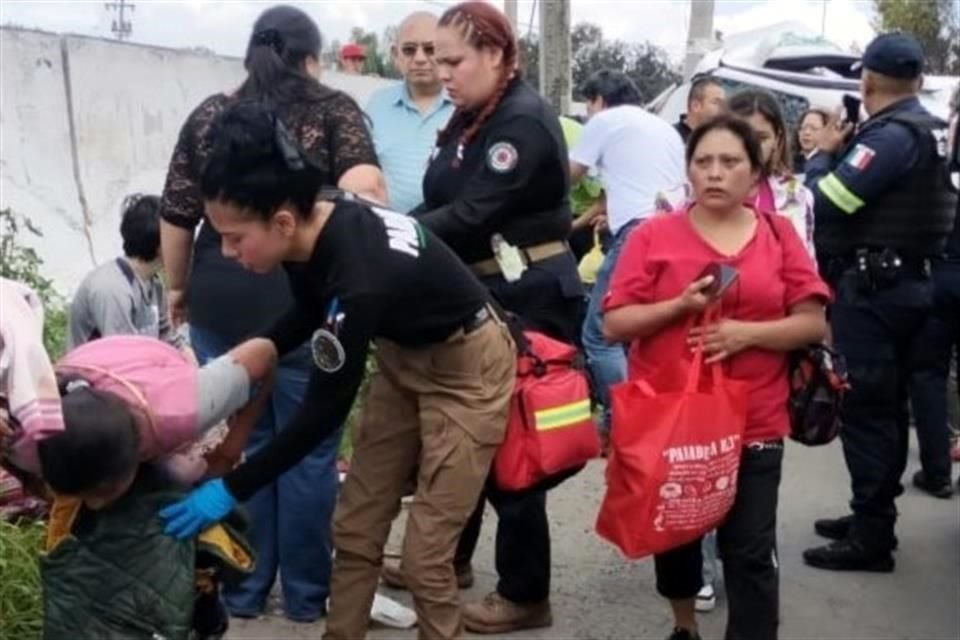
[504,0,518,32]
[105,0,135,41]
[539,0,571,115]
[683,0,714,80]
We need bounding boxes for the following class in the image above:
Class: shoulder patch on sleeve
[843,143,876,171]
[487,141,519,173]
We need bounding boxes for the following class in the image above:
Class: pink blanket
[0,278,64,475]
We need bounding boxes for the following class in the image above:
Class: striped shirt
[366,83,454,214]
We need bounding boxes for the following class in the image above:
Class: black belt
[469,241,570,278]
[824,251,933,278]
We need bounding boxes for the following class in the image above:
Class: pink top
[752,179,776,214]
[57,336,199,460]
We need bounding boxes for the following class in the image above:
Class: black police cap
[852,32,925,79]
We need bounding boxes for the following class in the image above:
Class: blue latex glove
[160,478,236,540]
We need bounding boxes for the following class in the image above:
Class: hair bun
[252,28,285,56]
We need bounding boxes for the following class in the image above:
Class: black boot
[803,539,895,573]
[666,628,701,640]
[912,470,954,499]
[814,515,898,549]
[814,514,854,540]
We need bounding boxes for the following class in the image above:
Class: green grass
[0,520,44,639]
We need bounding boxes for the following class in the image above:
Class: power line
[104,0,135,41]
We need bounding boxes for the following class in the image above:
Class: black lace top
[160,89,379,342]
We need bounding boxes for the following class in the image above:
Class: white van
[650,23,956,128]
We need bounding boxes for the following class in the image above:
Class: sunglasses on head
[400,42,435,57]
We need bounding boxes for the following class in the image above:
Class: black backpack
[764,213,851,445]
[786,343,850,446]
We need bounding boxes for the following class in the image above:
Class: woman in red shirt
[603,115,830,640]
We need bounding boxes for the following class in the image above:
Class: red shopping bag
[596,340,748,559]
[494,331,600,491]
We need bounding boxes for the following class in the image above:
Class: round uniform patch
[487,142,519,173]
[311,328,346,373]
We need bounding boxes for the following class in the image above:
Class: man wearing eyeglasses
[366,11,454,214]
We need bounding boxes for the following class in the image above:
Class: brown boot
[380,562,475,590]
[463,592,552,634]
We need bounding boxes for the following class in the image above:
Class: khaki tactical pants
[323,317,515,640]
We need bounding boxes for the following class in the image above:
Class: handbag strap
[684,306,727,393]
[634,379,656,398]
[685,340,705,394]
[761,211,788,273]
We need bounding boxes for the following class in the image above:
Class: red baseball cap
[340,43,366,60]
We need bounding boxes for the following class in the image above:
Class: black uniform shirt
[418,77,573,264]
[805,97,923,223]
[224,198,489,500]
[805,96,956,258]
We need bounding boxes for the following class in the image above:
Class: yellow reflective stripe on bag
[534,399,592,431]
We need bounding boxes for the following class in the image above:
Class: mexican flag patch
[844,144,875,171]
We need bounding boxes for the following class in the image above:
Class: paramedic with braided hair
[409,1,582,633]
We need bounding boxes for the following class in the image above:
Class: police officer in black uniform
[909,107,960,498]
[406,2,582,633]
[944,100,960,490]
[802,33,958,572]
[913,91,960,495]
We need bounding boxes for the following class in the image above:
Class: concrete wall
[0,27,394,294]
[1,29,86,289]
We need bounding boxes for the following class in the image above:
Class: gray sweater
[68,258,184,350]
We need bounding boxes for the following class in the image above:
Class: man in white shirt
[569,70,685,440]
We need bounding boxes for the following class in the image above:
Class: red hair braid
[435,1,520,166]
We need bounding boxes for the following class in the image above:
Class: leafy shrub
[1,208,66,638]
[0,208,69,359]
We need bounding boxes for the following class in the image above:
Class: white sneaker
[695,584,716,613]
[370,593,417,629]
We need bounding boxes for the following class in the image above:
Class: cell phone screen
[843,94,861,125]
[696,263,723,298]
[695,263,738,300]
[715,265,739,297]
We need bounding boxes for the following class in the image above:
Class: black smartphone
[695,263,739,299]
[842,94,861,125]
